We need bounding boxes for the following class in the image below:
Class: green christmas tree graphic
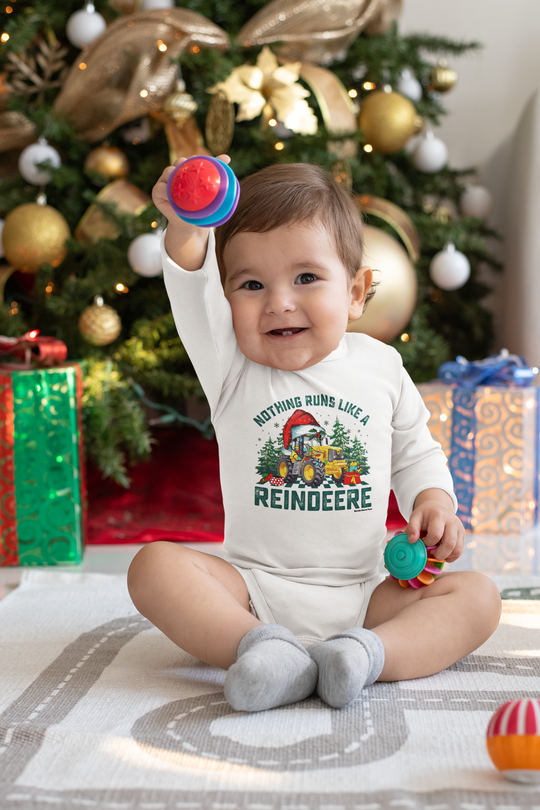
[329,417,352,457]
[256,437,281,479]
[350,436,370,477]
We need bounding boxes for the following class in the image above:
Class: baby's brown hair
[215,163,374,302]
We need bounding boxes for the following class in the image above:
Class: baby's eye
[243,280,264,291]
[296,272,317,285]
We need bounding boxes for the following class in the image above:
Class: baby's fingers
[406,510,423,544]
[437,521,465,563]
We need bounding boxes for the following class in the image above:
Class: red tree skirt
[86,428,405,544]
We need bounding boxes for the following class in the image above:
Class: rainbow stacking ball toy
[166,156,240,227]
[384,531,445,588]
[487,699,540,783]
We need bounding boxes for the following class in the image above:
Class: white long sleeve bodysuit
[163,232,457,644]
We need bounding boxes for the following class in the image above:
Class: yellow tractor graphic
[277,431,352,487]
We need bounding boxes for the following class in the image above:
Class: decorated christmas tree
[329,417,352,458]
[350,436,370,477]
[256,437,280,480]
[0,0,499,484]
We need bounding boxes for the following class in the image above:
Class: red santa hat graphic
[282,409,326,450]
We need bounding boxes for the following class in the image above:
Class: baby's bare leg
[127,541,260,669]
[127,542,318,711]
[364,571,502,680]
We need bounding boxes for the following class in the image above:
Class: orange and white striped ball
[487,699,540,783]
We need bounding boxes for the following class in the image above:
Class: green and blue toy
[384,531,445,588]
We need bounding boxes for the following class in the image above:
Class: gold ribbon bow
[238,0,399,64]
[6,0,401,148]
[53,8,229,143]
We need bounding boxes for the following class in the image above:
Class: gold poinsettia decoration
[208,46,318,136]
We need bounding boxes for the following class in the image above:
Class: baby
[128,157,501,712]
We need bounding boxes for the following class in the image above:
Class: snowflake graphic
[324,421,329,426]
[274,423,280,428]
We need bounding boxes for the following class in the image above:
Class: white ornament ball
[127,232,163,277]
[0,219,4,260]
[18,140,61,185]
[397,68,422,102]
[460,185,492,219]
[430,244,470,291]
[404,133,422,156]
[413,131,448,173]
[66,6,107,49]
[140,0,174,9]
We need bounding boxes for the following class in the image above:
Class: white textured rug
[0,570,539,810]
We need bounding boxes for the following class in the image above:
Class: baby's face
[222,222,372,371]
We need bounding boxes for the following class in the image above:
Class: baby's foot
[309,627,385,709]
[224,624,317,712]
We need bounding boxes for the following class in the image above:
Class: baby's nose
[265,288,296,314]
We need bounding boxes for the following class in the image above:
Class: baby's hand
[154,154,231,271]
[152,154,231,227]
[407,488,465,562]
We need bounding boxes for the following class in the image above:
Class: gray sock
[224,624,318,712]
[309,627,385,709]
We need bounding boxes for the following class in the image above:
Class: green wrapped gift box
[0,363,86,566]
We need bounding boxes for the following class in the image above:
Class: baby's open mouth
[268,327,306,337]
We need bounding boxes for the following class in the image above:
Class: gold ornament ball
[84,146,130,180]
[79,302,122,346]
[429,63,458,93]
[347,225,417,343]
[2,202,70,273]
[359,90,417,154]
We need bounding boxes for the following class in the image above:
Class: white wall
[400,0,540,173]
[400,0,540,354]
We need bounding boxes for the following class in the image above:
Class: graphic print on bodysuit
[252,394,372,514]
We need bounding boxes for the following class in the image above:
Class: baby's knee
[127,541,179,607]
[460,571,502,628]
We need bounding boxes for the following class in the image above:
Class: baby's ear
[348,266,373,321]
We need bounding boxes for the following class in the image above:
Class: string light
[45,282,54,298]
[79,62,87,70]
[269,119,277,127]
[157,40,167,52]
[190,45,200,53]
[363,144,373,153]
[400,333,409,342]
[10,301,17,315]
[6,6,13,12]
[140,89,148,98]
[348,89,358,98]
[151,221,158,228]
[274,142,285,151]
[439,413,447,422]
[362,81,376,90]
[115,283,129,293]
[1,33,10,42]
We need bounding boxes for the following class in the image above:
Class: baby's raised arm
[152,154,230,271]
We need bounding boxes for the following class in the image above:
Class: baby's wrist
[413,488,454,511]
[164,223,209,272]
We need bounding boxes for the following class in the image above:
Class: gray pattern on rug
[0,571,538,809]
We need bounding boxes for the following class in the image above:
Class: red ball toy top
[169,158,221,212]
[487,698,540,784]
